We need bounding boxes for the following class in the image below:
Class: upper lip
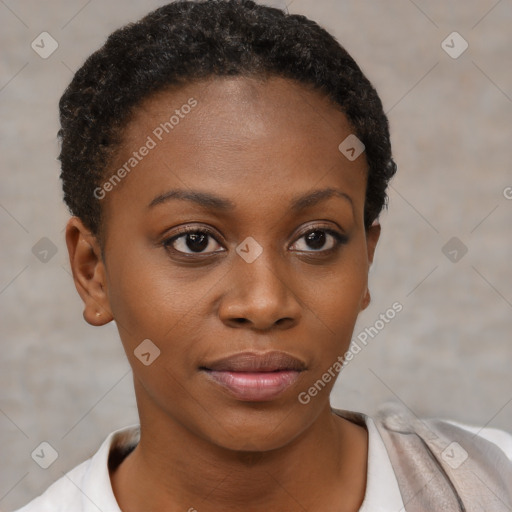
[201,351,306,372]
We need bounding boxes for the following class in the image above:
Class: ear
[361,220,381,311]
[65,217,113,326]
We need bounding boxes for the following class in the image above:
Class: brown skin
[65,76,380,512]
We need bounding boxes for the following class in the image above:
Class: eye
[162,224,347,257]
[163,227,224,255]
[290,227,348,253]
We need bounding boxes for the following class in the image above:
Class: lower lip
[204,370,301,401]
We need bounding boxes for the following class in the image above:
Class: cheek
[104,240,224,364]
[104,245,186,344]
[303,252,368,359]
[106,258,205,410]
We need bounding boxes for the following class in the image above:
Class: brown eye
[163,228,224,255]
[291,228,348,253]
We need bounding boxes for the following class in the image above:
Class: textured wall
[1,0,511,509]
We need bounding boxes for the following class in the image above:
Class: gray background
[1,0,511,509]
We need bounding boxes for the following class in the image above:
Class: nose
[217,248,302,332]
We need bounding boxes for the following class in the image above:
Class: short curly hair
[58,0,397,247]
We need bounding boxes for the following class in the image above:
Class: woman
[14,1,512,510]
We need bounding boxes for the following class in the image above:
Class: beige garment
[333,402,512,511]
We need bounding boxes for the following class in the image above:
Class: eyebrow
[148,187,353,213]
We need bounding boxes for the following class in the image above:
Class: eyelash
[161,225,348,257]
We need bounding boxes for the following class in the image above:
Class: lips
[200,351,306,402]
[202,351,306,372]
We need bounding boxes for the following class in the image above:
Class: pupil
[306,231,325,250]
[187,233,208,252]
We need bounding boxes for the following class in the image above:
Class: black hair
[58,0,397,247]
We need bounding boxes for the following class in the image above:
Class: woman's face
[76,76,379,451]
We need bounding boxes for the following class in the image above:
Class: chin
[196,402,313,453]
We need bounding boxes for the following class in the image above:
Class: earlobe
[361,288,371,310]
[65,217,113,326]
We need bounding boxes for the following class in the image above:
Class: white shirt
[13,415,512,512]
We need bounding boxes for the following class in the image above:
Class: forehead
[124,75,360,160]
[103,76,367,222]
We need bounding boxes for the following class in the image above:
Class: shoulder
[443,418,512,461]
[372,401,512,508]
[373,401,512,458]
[10,425,139,512]
[11,459,92,512]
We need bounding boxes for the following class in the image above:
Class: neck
[111,395,368,512]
